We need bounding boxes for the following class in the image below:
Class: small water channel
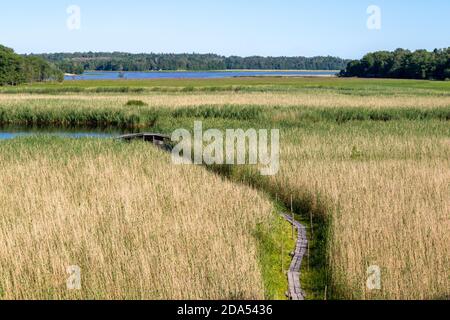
[0,126,126,140]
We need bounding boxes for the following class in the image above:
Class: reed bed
[220,125,450,300]
[1,93,450,128]
[2,91,450,109]
[1,77,450,95]
[0,138,278,300]
[0,77,449,300]
[276,131,450,300]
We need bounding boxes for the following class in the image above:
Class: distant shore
[73,69,340,74]
[221,69,340,73]
[63,70,339,81]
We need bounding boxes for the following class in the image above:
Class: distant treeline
[340,48,450,80]
[0,45,63,86]
[34,52,350,74]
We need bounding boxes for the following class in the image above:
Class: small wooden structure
[282,213,308,301]
[117,133,172,150]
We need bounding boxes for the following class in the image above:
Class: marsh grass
[0,77,449,300]
[2,77,450,93]
[1,93,450,128]
[172,105,263,120]
[0,138,289,300]
[207,164,330,300]
[218,125,450,300]
[125,100,148,107]
[0,102,158,128]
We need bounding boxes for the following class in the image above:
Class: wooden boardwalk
[117,133,170,143]
[117,133,308,299]
[282,213,308,301]
[117,133,172,151]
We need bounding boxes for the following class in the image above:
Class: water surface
[65,70,337,81]
[0,127,121,140]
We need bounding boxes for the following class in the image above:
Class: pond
[64,70,338,81]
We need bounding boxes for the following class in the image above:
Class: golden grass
[0,140,275,300]
[1,91,450,109]
[0,85,449,300]
[266,133,450,299]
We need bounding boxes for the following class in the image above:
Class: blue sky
[1,0,449,59]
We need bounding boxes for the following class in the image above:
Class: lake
[64,70,338,81]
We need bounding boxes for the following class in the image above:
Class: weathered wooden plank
[282,213,308,301]
[117,133,171,141]
[117,133,172,151]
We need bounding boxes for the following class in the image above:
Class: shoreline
[76,69,340,74]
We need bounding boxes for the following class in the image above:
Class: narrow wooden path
[117,135,309,300]
[282,213,308,301]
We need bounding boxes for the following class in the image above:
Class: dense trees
[0,45,63,86]
[36,52,349,73]
[8,44,449,82]
[340,48,450,80]
[0,46,23,85]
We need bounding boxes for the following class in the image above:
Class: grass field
[2,77,450,95]
[0,138,295,300]
[0,77,449,300]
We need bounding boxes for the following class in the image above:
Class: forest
[0,45,63,85]
[3,44,450,85]
[35,52,350,73]
[340,48,450,80]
